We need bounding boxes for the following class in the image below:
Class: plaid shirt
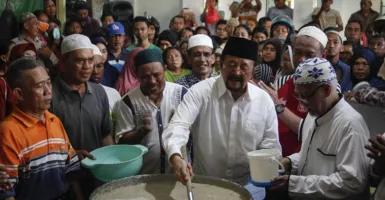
[176,73,216,89]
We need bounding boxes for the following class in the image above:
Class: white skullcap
[294,58,337,85]
[61,34,93,54]
[90,44,102,56]
[297,26,328,48]
[188,34,213,50]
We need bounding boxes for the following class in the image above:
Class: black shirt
[50,76,111,152]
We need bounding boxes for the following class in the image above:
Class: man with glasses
[163,37,281,199]
[269,58,371,200]
[102,22,129,87]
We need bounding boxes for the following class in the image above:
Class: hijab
[114,47,144,96]
[262,38,283,75]
[351,47,377,86]
[9,43,37,64]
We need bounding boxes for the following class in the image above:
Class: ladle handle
[182,146,194,200]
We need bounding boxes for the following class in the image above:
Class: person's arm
[233,1,245,18]
[312,7,323,22]
[289,130,370,199]
[278,108,302,133]
[336,12,344,32]
[200,1,208,22]
[100,89,113,146]
[254,0,262,13]
[259,93,281,151]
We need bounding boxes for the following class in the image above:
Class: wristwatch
[275,104,286,114]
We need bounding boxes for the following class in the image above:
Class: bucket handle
[133,145,148,154]
[271,157,285,173]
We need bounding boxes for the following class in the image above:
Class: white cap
[188,34,213,50]
[297,26,328,48]
[294,58,336,85]
[61,34,93,54]
[90,44,102,56]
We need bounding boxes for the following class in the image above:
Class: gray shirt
[50,76,111,152]
[267,6,293,20]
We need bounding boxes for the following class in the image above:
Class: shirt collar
[216,75,252,101]
[12,106,56,128]
[315,97,345,126]
[56,75,93,94]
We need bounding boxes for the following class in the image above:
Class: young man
[216,20,228,39]
[267,0,293,20]
[126,16,161,52]
[312,0,343,31]
[157,30,177,51]
[341,40,355,65]
[163,37,281,199]
[349,0,380,33]
[115,49,187,174]
[345,20,363,52]
[170,15,186,34]
[369,34,385,69]
[73,1,100,37]
[101,12,116,28]
[0,58,80,200]
[271,58,370,200]
[325,28,352,92]
[102,22,129,87]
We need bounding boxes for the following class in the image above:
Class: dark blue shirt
[102,49,129,87]
[335,60,352,93]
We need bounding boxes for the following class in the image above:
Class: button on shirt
[115,82,187,174]
[162,76,281,185]
[102,49,129,87]
[312,8,343,30]
[288,98,371,200]
[50,76,111,152]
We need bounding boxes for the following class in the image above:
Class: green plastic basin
[81,144,148,182]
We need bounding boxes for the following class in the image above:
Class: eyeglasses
[222,61,252,73]
[294,84,325,103]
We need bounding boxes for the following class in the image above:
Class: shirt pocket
[316,147,337,174]
[242,119,263,152]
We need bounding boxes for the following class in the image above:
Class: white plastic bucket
[247,149,285,182]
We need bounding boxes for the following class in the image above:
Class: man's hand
[38,46,53,58]
[170,154,194,185]
[142,112,153,133]
[268,175,289,191]
[0,165,11,192]
[76,150,95,161]
[365,134,385,176]
[257,81,280,104]
[280,157,291,172]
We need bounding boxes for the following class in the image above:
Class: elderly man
[267,0,293,20]
[73,1,100,37]
[325,28,352,93]
[349,0,380,32]
[162,37,281,199]
[259,26,328,157]
[270,58,370,200]
[115,49,187,174]
[10,12,58,68]
[50,34,113,198]
[127,17,161,52]
[0,58,80,200]
[176,34,216,88]
[226,18,240,37]
[102,22,129,87]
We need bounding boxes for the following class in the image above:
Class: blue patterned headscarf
[294,58,337,85]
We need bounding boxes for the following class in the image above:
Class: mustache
[227,75,243,82]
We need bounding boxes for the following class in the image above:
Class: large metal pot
[90,174,252,200]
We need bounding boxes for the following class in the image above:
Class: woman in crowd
[91,37,108,63]
[180,27,194,41]
[260,38,283,75]
[252,26,268,43]
[234,24,252,40]
[257,17,272,38]
[275,45,294,80]
[200,0,223,35]
[163,47,191,83]
[8,43,38,64]
[114,48,144,96]
[350,47,377,88]
[180,8,198,28]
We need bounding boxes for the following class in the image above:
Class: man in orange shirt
[0,58,81,200]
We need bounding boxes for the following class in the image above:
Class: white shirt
[288,98,371,200]
[102,85,121,112]
[115,82,187,174]
[162,76,281,185]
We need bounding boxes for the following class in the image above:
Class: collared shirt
[50,76,111,152]
[102,49,130,87]
[349,9,380,32]
[312,8,343,30]
[176,72,216,89]
[115,82,187,174]
[334,60,352,93]
[0,106,80,200]
[162,75,281,185]
[288,98,371,200]
[267,6,293,20]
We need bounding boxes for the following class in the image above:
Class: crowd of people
[0,0,385,199]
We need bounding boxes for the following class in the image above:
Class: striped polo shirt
[0,106,80,200]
